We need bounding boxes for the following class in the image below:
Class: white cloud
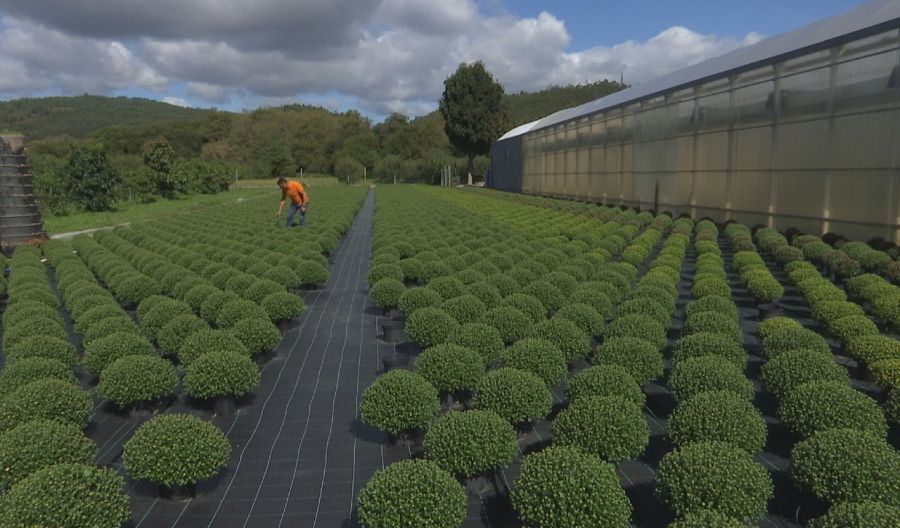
[162,96,190,107]
[0,3,765,118]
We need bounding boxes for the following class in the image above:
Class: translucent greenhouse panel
[830,111,897,169]
[695,131,729,171]
[727,171,773,215]
[692,171,729,211]
[829,170,895,226]
[659,172,693,211]
[733,127,773,172]
[775,120,829,170]
[774,170,827,220]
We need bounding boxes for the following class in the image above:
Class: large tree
[439,61,506,184]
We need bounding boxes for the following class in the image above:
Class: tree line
[18,72,624,214]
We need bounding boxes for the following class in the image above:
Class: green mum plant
[0,463,130,528]
[423,410,518,478]
[565,364,645,406]
[760,348,849,399]
[414,344,485,395]
[0,379,93,433]
[359,370,440,436]
[123,414,231,487]
[446,323,504,364]
[593,336,663,385]
[655,441,773,520]
[791,428,900,506]
[97,355,178,408]
[357,459,467,528]
[0,419,96,491]
[667,390,766,453]
[500,338,567,386]
[405,307,458,349]
[511,445,632,528]
[668,355,754,403]
[778,380,886,439]
[552,395,649,462]
[472,368,552,425]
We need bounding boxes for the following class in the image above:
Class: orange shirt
[282,181,308,205]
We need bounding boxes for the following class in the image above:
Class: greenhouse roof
[498,0,900,140]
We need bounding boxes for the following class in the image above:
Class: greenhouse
[490,0,900,242]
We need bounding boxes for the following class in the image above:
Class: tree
[439,61,506,184]
[64,144,121,211]
[141,137,180,197]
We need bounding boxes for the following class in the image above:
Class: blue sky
[0,0,873,119]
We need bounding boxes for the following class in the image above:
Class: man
[276,177,309,227]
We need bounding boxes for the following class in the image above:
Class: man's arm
[276,199,285,216]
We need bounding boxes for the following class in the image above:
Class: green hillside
[503,79,626,128]
[0,95,209,141]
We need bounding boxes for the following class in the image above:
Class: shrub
[267,265,301,288]
[655,441,773,519]
[405,307,458,349]
[114,274,160,304]
[440,294,486,324]
[199,290,241,322]
[0,379,92,433]
[123,414,231,487]
[423,410,517,477]
[369,278,406,310]
[446,323,504,363]
[812,301,865,326]
[593,336,663,385]
[243,279,283,304]
[75,304,124,334]
[829,315,879,344]
[871,359,900,390]
[2,317,67,351]
[84,332,156,376]
[553,396,648,462]
[0,463,129,528]
[215,299,268,328]
[397,287,443,315]
[791,428,900,506]
[554,303,605,337]
[872,294,900,327]
[668,356,754,403]
[692,278,731,299]
[683,296,737,321]
[500,293,546,322]
[157,314,207,356]
[359,370,440,435]
[500,338,567,386]
[756,317,801,342]
[414,344,485,395]
[512,446,632,528]
[229,317,282,354]
[0,357,75,399]
[779,380,886,438]
[97,355,177,408]
[483,306,532,344]
[762,326,831,359]
[141,298,194,334]
[568,287,613,317]
[565,365,644,406]
[5,336,78,367]
[532,318,590,363]
[673,332,747,370]
[178,328,249,366]
[604,314,667,350]
[682,311,742,343]
[887,390,900,424]
[426,276,466,300]
[521,281,566,311]
[761,348,849,399]
[668,510,747,528]
[747,275,785,304]
[667,390,766,453]
[183,351,261,400]
[80,312,137,342]
[808,501,900,528]
[357,459,467,528]
[296,259,330,285]
[0,419,95,491]
[846,335,900,365]
[472,368,552,425]
[260,291,304,321]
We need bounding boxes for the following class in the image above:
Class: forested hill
[503,79,627,127]
[0,95,209,140]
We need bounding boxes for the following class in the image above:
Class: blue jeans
[286,203,306,227]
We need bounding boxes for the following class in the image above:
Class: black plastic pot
[214,397,237,417]
[382,353,408,372]
[757,303,780,320]
[159,483,197,500]
[381,320,405,343]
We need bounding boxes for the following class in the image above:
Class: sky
[0,0,872,120]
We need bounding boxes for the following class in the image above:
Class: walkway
[104,190,410,527]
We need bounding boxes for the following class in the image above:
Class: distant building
[490,0,900,242]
